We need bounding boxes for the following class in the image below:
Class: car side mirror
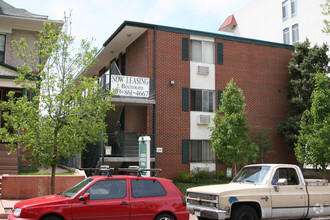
[79,193,90,201]
[273,178,288,192]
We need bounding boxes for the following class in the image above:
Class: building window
[283,28,290,44]
[190,89,214,112]
[0,34,5,63]
[190,40,214,64]
[191,140,215,162]
[282,0,289,21]
[291,0,297,17]
[292,24,299,44]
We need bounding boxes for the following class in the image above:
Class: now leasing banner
[111,75,150,98]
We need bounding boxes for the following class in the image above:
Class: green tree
[277,40,329,148]
[295,73,330,174]
[210,79,258,175]
[251,127,272,163]
[0,21,114,194]
[321,0,330,33]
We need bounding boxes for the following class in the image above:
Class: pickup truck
[186,164,330,220]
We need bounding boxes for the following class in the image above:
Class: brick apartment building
[83,21,297,179]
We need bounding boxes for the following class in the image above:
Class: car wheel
[155,213,175,220]
[42,215,63,220]
[231,205,259,220]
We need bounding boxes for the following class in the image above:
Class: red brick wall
[214,39,296,166]
[154,31,191,179]
[123,29,295,179]
[125,106,147,134]
[2,174,85,199]
[124,30,154,136]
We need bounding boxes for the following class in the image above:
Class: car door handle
[120,202,129,205]
[296,187,303,190]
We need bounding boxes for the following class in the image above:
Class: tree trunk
[233,162,238,176]
[51,164,56,194]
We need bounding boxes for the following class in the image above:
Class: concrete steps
[124,132,139,157]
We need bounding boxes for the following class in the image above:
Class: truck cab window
[272,168,299,185]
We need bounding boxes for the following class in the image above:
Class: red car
[8,172,189,220]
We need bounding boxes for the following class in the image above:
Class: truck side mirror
[274,178,288,192]
[79,193,90,201]
[277,178,288,186]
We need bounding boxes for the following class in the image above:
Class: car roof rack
[118,168,162,177]
[80,166,162,177]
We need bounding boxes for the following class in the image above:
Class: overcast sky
[6,0,253,49]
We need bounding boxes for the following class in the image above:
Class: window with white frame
[190,89,214,112]
[283,28,290,44]
[190,140,215,162]
[291,0,298,17]
[190,40,214,64]
[0,34,5,63]
[282,0,289,21]
[292,24,299,44]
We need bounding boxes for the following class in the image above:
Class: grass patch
[19,170,75,175]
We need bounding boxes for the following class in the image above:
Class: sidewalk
[0,199,21,219]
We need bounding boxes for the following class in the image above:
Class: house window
[190,40,214,64]
[282,0,289,21]
[291,0,297,17]
[292,24,299,44]
[283,28,290,44]
[0,34,5,63]
[190,89,214,112]
[191,140,215,162]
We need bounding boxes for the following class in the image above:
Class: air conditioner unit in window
[197,167,210,172]
[197,66,209,75]
[198,115,211,124]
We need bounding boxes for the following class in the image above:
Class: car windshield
[60,178,95,198]
[232,166,273,185]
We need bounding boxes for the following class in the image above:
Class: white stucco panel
[190,62,215,90]
[190,111,215,139]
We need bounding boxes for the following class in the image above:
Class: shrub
[175,169,231,184]
[176,170,194,183]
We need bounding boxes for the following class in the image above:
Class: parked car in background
[187,164,330,220]
[8,168,189,220]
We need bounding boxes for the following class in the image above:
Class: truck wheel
[155,213,175,220]
[231,205,259,220]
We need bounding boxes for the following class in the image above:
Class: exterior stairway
[124,132,139,157]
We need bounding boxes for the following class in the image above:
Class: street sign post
[138,136,151,176]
